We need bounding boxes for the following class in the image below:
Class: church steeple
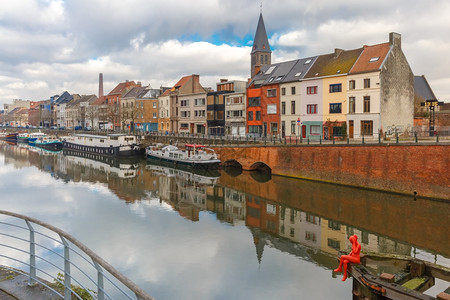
[251,13,272,78]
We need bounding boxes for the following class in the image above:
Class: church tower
[250,13,272,78]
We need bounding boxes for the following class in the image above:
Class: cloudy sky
[0,0,449,106]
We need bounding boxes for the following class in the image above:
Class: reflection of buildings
[223,188,246,226]
[147,163,220,221]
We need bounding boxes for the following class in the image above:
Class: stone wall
[214,144,450,200]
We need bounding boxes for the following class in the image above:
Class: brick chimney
[98,73,104,98]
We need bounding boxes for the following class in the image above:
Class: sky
[0,0,449,106]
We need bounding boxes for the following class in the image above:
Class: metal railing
[0,210,154,300]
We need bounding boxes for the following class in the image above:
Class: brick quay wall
[212,144,450,201]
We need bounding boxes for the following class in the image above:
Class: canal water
[0,142,448,299]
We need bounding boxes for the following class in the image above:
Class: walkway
[0,266,59,300]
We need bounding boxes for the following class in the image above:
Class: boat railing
[0,210,154,300]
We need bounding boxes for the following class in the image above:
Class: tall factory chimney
[98,73,104,98]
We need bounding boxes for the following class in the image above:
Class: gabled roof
[282,56,318,83]
[122,86,147,99]
[251,13,271,54]
[54,91,73,105]
[91,96,107,106]
[66,95,97,108]
[108,81,137,96]
[171,76,191,92]
[349,43,390,74]
[414,75,437,101]
[139,88,161,99]
[304,48,363,78]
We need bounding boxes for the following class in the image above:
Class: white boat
[146,144,221,169]
[62,133,141,157]
[28,132,48,146]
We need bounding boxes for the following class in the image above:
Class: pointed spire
[251,13,271,54]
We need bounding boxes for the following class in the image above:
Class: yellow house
[304,48,363,140]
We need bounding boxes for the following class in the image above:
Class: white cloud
[0,0,449,104]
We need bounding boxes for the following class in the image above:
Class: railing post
[415,131,418,143]
[25,220,36,286]
[93,261,105,300]
[396,132,399,144]
[60,236,71,300]
[319,135,322,145]
[436,133,439,143]
[347,137,349,144]
[362,135,364,144]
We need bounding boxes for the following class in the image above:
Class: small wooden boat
[345,253,450,300]
[146,144,221,169]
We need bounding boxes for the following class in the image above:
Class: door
[302,125,306,138]
[263,123,267,138]
[349,120,354,139]
[324,127,329,140]
[281,121,285,138]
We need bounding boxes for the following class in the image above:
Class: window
[291,121,296,134]
[248,125,260,134]
[276,76,283,81]
[281,102,286,115]
[255,111,261,120]
[248,97,261,107]
[153,102,157,108]
[227,96,242,104]
[364,96,370,112]
[281,88,286,96]
[267,89,277,97]
[248,111,253,121]
[180,123,188,129]
[181,111,190,118]
[152,113,157,118]
[329,84,342,93]
[327,239,340,250]
[310,125,320,135]
[328,220,341,230]
[267,104,277,114]
[270,122,278,134]
[361,120,373,135]
[195,98,205,106]
[329,103,342,114]
[180,100,189,107]
[349,97,355,113]
[364,79,370,89]
[291,86,296,95]
[307,86,317,95]
[291,101,296,114]
[307,104,317,114]
[369,57,380,62]
[265,55,268,64]
[349,80,355,90]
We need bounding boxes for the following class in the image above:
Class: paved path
[0,266,60,299]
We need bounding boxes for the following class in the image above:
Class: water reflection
[0,141,449,299]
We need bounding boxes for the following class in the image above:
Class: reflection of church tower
[250,13,272,78]
[250,228,265,265]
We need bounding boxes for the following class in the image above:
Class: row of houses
[1,13,445,139]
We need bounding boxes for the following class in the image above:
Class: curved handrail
[0,210,154,300]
